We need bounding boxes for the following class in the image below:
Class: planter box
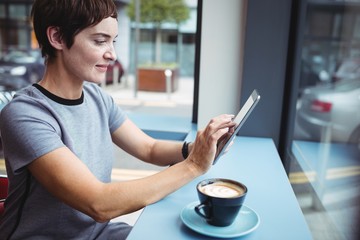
[137,67,179,92]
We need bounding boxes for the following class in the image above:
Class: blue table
[127,135,312,239]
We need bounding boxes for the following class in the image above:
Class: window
[101,0,198,171]
[0,4,5,18]
[288,1,360,239]
[102,1,197,122]
[9,4,27,21]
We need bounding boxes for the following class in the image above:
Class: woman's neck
[38,62,84,100]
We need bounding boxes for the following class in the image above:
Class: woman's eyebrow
[91,33,118,39]
[92,33,110,38]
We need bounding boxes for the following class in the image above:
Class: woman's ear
[47,26,64,50]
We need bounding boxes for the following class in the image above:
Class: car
[0,87,15,110]
[296,79,360,150]
[0,49,45,89]
[332,58,360,82]
[105,60,124,85]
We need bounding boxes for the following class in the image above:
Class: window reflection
[291,1,360,239]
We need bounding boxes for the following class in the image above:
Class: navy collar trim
[33,83,84,105]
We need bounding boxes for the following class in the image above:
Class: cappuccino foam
[199,182,244,198]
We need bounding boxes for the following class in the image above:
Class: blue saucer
[180,201,260,238]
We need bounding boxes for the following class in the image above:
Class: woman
[0,0,235,239]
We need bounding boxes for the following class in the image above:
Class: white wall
[197,0,247,129]
[116,6,131,70]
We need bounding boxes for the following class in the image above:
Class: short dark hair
[31,0,118,60]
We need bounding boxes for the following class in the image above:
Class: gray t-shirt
[0,83,131,239]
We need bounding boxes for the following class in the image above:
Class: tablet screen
[213,89,260,165]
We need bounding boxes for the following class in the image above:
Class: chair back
[0,175,8,216]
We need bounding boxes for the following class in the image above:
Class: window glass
[103,0,196,120]
[9,5,26,20]
[0,4,5,18]
[101,0,197,171]
[290,1,360,239]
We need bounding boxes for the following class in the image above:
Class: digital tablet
[213,89,261,165]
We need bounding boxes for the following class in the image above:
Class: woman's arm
[28,114,235,222]
[28,146,198,222]
[111,119,186,166]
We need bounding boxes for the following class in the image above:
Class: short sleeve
[0,95,65,174]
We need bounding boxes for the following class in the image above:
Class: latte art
[199,182,244,198]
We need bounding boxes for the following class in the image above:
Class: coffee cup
[195,178,247,227]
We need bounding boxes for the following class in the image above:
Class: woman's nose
[105,45,117,61]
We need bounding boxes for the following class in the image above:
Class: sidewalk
[102,74,194,117]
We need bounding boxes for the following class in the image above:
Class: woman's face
[61,17,118,84]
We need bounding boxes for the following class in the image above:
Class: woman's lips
[96,64,109,72]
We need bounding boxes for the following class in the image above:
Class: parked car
[297,79,360,150]
[105,60,124,85]
[332,58,360,82]
[0,49,45,89]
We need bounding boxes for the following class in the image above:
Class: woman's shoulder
[0,85,52,120]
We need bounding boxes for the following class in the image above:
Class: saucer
[180,201,260,238]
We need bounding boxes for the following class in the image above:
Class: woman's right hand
[185,114,236,175]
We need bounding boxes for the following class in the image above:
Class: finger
[210,127,231,145]
[210,114,235,126]
[210,117,236,140]
[228,125,235,134]
[204,115,235,136]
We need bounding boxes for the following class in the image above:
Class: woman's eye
[95,40,106,45]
